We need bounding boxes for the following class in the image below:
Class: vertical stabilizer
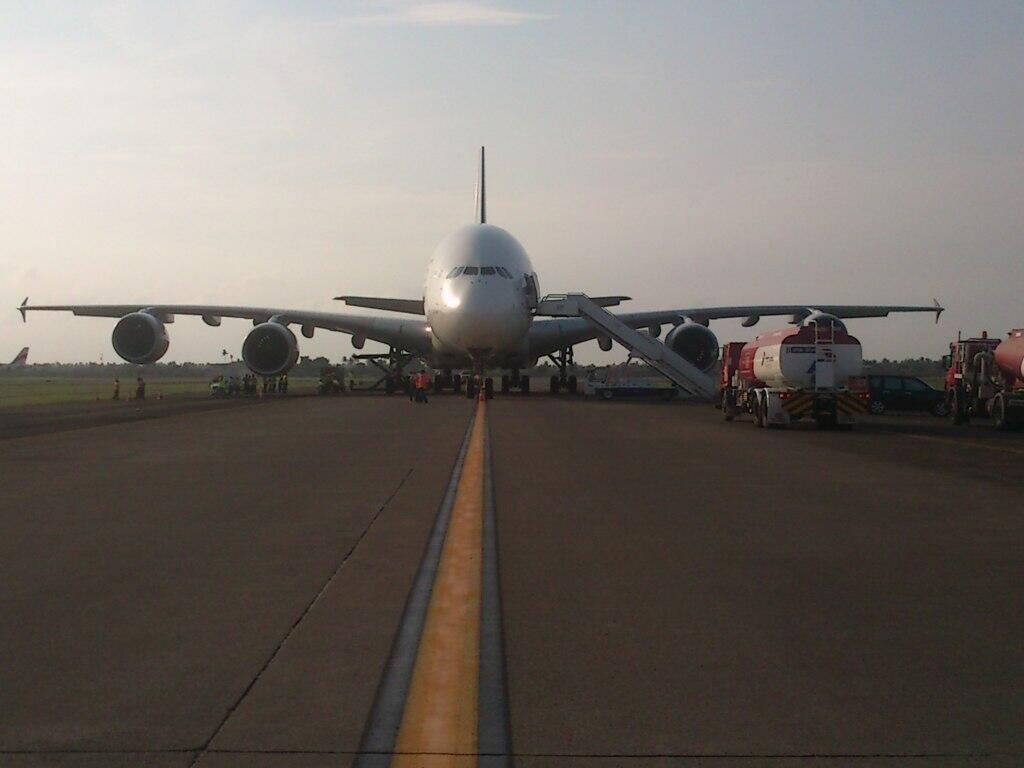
[475,146,486,224]
[9,347,28,367]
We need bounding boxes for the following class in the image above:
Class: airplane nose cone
[456,290,508,348]
[441,282,525,353]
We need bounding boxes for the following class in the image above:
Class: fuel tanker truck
[944,329,1024,430]
[719,314,869,429]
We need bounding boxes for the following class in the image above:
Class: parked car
[866,375,948,416]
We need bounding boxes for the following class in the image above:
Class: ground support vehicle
[318,366,346,395]
[945,330,1024,430]
[719,319,868,429]
[584,366,678,401]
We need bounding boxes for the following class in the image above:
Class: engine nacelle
[664,322,719,372]
[112,312,169,364]
[801,311,847,333]
[242,322,299,376]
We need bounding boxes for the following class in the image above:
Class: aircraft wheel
[567,375,578,394]
[601,389,614,400]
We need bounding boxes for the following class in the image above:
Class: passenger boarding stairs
[535,293,716,399]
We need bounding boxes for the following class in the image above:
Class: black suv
[866,375,948,416]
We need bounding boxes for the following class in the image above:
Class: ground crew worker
[280,373,288,394]
[135,376,146,401]
[112,378,120,400]
[415,370,429,404]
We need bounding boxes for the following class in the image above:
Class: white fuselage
[423,224,539,368]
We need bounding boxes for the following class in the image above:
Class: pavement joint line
[901,432,1024,455]
[354,407,479,768]
[186,463,417,768]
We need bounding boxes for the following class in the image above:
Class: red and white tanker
[719,315,869,429]
[945,329,1024,430]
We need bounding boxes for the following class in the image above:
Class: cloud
[340,1,554,27]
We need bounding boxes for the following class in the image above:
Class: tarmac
[0,393,1022,767]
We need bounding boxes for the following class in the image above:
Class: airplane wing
[335,296,425,314]
[18,301,432,355]
[528,301,943,358]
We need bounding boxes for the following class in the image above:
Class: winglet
[933,298,944,324]
[475,146,486,224]
[18,297,28,323]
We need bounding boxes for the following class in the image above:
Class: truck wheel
[869,399,885,415]
[992,394,1010,430]
[722,391,734,421]
[951,389,968,425]
[601,389,614,400]
[931,401,949,417]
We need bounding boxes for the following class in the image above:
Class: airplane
[0,347,29,369]
[18,148,941,397]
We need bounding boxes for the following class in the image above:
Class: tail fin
[10,347,28,367]
[474,146,486,224]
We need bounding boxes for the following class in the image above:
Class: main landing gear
[546,346,578,395]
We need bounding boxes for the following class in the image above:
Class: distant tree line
[861,357,946,376]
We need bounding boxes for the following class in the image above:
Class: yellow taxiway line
[392,400,487,767]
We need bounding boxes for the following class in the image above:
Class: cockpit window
[480,267,496,275]
[496,266,512,278]
[446,266,463,279]
[462,266,479,276]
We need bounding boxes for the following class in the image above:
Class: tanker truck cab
[719,316,869,430]
[946,330,1024,430]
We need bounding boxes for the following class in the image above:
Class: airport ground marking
[354,407,478,767]
[391,403,487,767]
[355,399,511,768]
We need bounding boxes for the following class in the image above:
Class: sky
[2,0,1023,364]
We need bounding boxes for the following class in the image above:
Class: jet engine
[801,311,847,333]
[664,322,719,372]
[111,312,169,364]
[242,322,299,376]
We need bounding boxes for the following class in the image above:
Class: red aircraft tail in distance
[3,347,29,368]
